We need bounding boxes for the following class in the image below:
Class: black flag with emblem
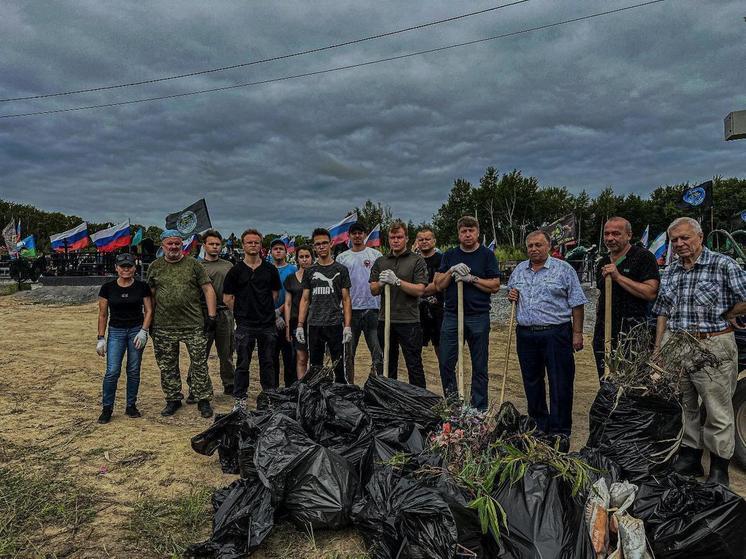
[677,180,713,210]
[165,199,212,236]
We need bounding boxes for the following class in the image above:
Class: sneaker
[98,406,113,424]
[223,384,234,396]
[160,400,182,416]
[186,392,196,405]
[232,397,247,412]
[197,399,214,418]
[125,404,142,418]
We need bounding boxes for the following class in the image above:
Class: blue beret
[160,229,183,240]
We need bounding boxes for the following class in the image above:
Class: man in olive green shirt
[147,230,217,418]
[186,230,235,401]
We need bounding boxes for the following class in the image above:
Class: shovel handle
[383,284,391,378]
[457,281,465,399]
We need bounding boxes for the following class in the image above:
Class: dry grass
[0,295,743,558]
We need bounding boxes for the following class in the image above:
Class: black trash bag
[237,413,277,480]
[586,382,682,482]
[492,401,537,439]
[190,408,249,474]
[352,466,459,559]
[185,477,275,559]
[363,374,443,430]
[256,386,299,418]
[254,413,357,529]
[360,422,427,485]
[631,473,746,559]
[573,447,622,487]
[492,464,594,559]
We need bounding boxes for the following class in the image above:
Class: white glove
[455,274,478,284]
[295,327,305,344]
[449,263,471,278]
[96,338,106,356]
[342,326,353,344]
[379,269,401,286]
[133,329,149,350]
[275,308,286,330]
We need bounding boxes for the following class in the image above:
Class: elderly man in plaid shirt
[653,217,746,487]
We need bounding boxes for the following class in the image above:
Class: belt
[689,326,734,339]
[517,322,569,332]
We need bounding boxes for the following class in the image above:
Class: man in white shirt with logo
[337,222,383,381]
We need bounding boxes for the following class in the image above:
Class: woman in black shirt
[96,253,153,423]
[284,245,313,379]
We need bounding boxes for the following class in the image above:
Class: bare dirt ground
[1,294,743,558]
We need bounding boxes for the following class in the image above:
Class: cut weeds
[126,485,212,558]
[0,462,97,558]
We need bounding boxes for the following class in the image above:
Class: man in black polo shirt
[223,228,281,408]
[593,216,660,379]
[370,220,429,387]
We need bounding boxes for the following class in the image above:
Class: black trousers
[376,321,426,388]
[233,324,277,398]
[307,324,346,383]
[273,326,297,387]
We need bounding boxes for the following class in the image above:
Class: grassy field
[0,295,743,558]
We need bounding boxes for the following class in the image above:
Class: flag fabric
[640,225,650,248]
[487,238,496,252]
[131,227,144,246]
[182,234,198,254]
[90,220,131,253]
[665,239,674,266]
[329,212,358,245]
[16,220,21,241]
[50,222,90,252]
[678,180,713,210]
[287,237,296,254]
[541,214,576,246]
[649,231,667,262]
[2,220,19,259]
[165,199,212,236]
[197,244,206,260]
[18,235,36,258]
[365,224,381,248]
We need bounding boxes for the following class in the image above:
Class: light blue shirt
[507,256,588,326]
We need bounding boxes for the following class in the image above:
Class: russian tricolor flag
[649,231,667,263]
[50,222,90,252]
[182,234,198,254]
[365,224,381,247]
[90,221,131,253]
[288,236,296,254]
[329,212,358,245]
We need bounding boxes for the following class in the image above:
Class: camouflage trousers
[152,328,213,402]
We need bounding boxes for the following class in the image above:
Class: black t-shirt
[284,271,304,330]
[595,244,660,333]
[422,252,445,307]
[98,279,151,329]
[223,260,281,328]
[301,261,351,326]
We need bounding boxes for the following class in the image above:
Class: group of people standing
[94,213,746,487]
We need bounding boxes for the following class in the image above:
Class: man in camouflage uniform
[147,229,218,418]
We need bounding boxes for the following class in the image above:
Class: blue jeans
[102,325,143,407]
[439,312,491,410]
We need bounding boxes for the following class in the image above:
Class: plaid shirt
[652,247,746,332]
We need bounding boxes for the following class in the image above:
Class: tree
[432,178,474,245]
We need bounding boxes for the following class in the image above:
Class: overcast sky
[1,0,744,236]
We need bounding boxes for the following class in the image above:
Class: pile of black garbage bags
[186,369,746,559]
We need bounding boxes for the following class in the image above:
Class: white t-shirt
[336,247,382,310]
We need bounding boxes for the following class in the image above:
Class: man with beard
[147,230,217,418]
[592,217,659,379]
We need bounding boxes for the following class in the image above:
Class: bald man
[593,217,660,379]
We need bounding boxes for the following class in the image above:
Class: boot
[186,392,196,404]
[125,404,142,418]
[672,446,704,477]
[197,399,214,419]
[223,384,234,396]
[707,454,730,487]
[98,405,113,424]
[160,400,182,416]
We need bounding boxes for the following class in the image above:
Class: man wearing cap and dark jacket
[147,229,218,418]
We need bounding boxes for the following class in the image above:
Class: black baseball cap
[270,238,287,249]
[348,222,366,234]
[115,253,136,266]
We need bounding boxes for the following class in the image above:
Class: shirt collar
[670,246,711,271]
[521,255,552,271]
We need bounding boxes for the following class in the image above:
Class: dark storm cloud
[1,0,744,236]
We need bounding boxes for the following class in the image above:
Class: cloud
[0,0,744,236]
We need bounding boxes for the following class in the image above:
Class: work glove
[455,274,478,284]
[275,308,286,330]
[96,338,106,356]
[204,315,217,335]
[342,326,353,344]
[449,263,471,278]
[295,327,306,344]
[133,329,149,350]
[379,269,401,286]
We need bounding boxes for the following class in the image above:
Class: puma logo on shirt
[311,271,340,295]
